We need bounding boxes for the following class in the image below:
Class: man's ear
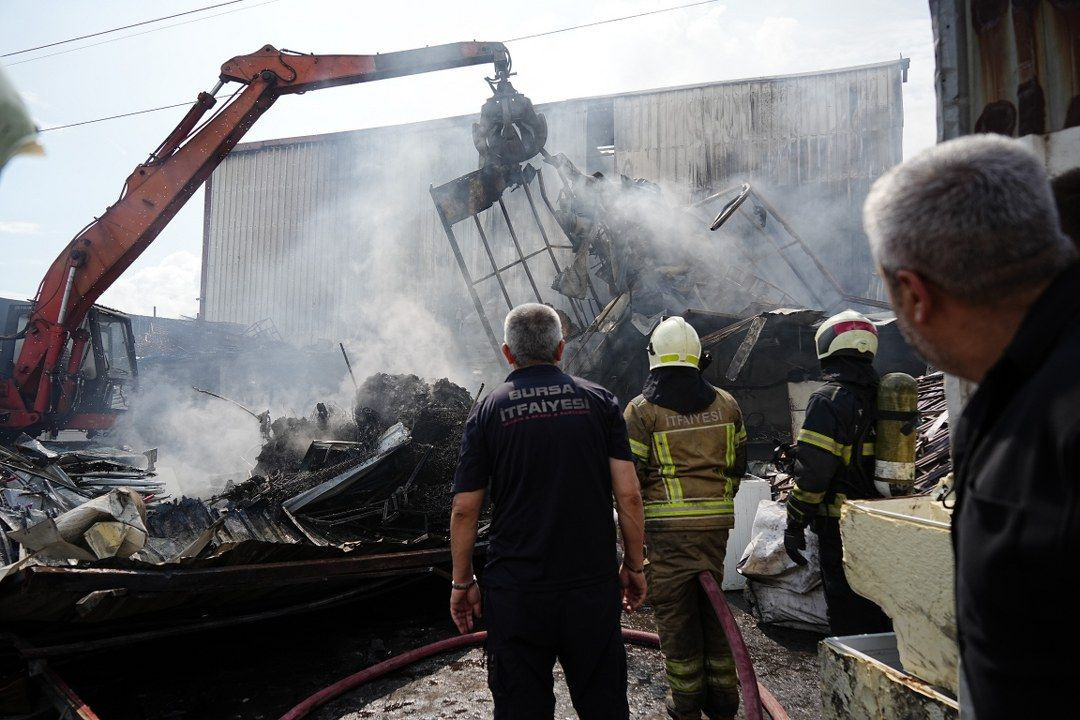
[552,339,566,363]
[893,269,935,326]
[501,343,515,367]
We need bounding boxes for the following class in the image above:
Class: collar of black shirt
[506,363,564,381]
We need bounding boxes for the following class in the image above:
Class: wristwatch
[451,576,477,591]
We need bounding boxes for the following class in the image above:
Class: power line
[505,0,720,43]
[40,99,220,133]
[1,0,253,58]
[6,0,283,67]
[35,0,721,133]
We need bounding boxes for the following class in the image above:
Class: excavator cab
[0,299,137,435]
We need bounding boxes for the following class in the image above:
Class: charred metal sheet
[725,315,768,381]
[283,423,410,512]
[430,165,524,225]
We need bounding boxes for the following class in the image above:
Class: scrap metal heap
[914,371,951,490]
[542,153,767,319]
[221,373,475,543]
[0,373,478,625]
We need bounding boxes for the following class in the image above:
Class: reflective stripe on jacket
[789,375,878,524]
[624,387,747,531]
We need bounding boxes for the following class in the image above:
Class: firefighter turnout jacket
[788,357,880,527]
[624,386,747,531]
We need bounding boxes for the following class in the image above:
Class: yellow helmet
[647,316,701,370]
[815,310,878,360]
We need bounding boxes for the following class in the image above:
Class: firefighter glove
[784,525,808,566]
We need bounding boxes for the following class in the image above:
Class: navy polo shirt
[452,364,633,591]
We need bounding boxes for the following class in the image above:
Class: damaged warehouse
[1,0,1076,718]
[3,48,918,720]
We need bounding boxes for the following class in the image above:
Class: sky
[0,0,937,318]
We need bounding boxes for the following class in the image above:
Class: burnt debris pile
[0,373,478,622]
[220,373,475,542]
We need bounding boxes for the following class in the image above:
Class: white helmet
[647,317,701,370]
[815,310,878,360]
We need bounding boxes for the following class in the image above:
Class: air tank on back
[874,372,918,497]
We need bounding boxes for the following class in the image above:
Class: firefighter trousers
[645,530,739,720]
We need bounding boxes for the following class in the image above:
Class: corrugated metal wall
[614,62,904,291]
[202,61,905,345]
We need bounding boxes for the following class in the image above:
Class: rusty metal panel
[931,0,1080,141]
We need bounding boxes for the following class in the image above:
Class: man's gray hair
[864,134,1075,304]
[504,303,563,365]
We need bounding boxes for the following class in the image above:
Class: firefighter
[624,316,746,720]
[783,310,891,636]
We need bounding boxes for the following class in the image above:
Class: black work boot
[665,696,703,720]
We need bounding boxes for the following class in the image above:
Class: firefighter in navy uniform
[624,317,746,720]
[784,310,891,636]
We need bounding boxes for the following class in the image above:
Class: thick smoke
[111,369,264,499]
[109,130,496,498]
[107,69,892,496]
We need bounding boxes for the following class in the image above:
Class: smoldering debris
[238,373,473,499]
[0,372,478,626]
[544,152,772,317]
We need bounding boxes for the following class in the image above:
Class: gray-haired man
[863,134,1078,719]
[450,303,647,719]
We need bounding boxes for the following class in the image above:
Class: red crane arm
[9,41,508,425]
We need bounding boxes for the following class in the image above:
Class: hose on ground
[698,570,789,720]
[279,604,789,720]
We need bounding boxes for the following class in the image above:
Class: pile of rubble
[0,373,478,623]
[0,437,163,566]
[212,373,476,544]
[226,373,472,506]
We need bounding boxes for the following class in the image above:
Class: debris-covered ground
[2,370,824,718]
[50,582,820,720]
[0,373,479,630]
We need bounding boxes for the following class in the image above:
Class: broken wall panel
[931,0,1080,141]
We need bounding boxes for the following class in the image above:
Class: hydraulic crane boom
[0,41,511,436]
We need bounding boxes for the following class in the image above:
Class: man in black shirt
[863,134,1079,719]
[450,303,647,720]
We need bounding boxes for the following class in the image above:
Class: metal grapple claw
[473,79,548,168]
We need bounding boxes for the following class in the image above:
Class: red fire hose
[697,570,789,720]
[279,576,789,720]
